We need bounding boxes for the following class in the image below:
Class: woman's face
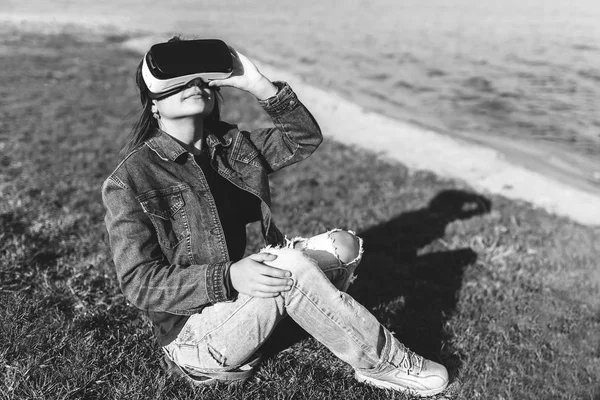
[152,78,216,121]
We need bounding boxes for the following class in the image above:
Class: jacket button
[210,227,220,235]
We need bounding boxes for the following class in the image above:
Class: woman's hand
[229,253,293,298]
[208,47,278,100]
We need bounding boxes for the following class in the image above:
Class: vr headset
[141,39,233,99]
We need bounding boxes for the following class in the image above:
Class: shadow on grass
[263,189,491,377]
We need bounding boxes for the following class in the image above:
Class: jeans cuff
[355,326,395,373]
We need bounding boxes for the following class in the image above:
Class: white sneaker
[355,345,448,397]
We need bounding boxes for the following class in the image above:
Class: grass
[1,27,599,400]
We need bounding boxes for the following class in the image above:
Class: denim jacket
[102,82,322,317]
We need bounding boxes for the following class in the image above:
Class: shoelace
[399,346,425,375]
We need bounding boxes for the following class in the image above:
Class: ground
[0,27,599,400]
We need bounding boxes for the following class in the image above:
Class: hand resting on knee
[230,253,293,298]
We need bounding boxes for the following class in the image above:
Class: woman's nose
[185,78,206,88]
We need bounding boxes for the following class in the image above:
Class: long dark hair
[120,36,222,159]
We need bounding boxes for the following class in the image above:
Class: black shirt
[194,152,261,262]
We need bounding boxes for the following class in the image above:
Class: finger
[208,80,222,87]
[251,291,281,298]
[258,264,291,278]
[256,283,292,293]
[208,77,239,87]
[249,253,278,263]
[257,275,292,287]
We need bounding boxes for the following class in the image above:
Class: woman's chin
[181,105,214,118]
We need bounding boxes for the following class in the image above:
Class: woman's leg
[163,230,363,376]
[261,241,449,397]
[164,230,448,396]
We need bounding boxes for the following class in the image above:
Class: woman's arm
[250,81,322,173]
[102,177,233,313]
[209,49,323,173]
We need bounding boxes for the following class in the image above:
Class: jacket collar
[204,123,234,151]
[146,130,188,161]
[146,123,235,162]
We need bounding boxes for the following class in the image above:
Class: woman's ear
[151,100,161,120]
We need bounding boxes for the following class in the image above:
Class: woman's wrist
[248,76,278,100]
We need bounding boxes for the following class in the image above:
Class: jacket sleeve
[102,177,233,313]
[247,81,323,173]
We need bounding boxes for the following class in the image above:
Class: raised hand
[208,47,277,100]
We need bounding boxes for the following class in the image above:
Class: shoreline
[5,17,600,226]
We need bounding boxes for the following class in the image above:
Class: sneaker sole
[355,371,448,398]
[161,352,262,386]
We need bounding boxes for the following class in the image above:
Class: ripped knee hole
[330,231,361,264]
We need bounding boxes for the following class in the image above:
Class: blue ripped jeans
[163,229,403,378]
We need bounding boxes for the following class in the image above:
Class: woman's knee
[329,231,361,264]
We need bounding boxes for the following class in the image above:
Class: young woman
[102,37,449,397]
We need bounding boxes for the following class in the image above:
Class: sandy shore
[4,15,600,226]
[257,63,600,226]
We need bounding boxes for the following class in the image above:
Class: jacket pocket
[139,190,189,249]
[231,137,263,168]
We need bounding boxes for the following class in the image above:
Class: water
[4,0,600,180]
